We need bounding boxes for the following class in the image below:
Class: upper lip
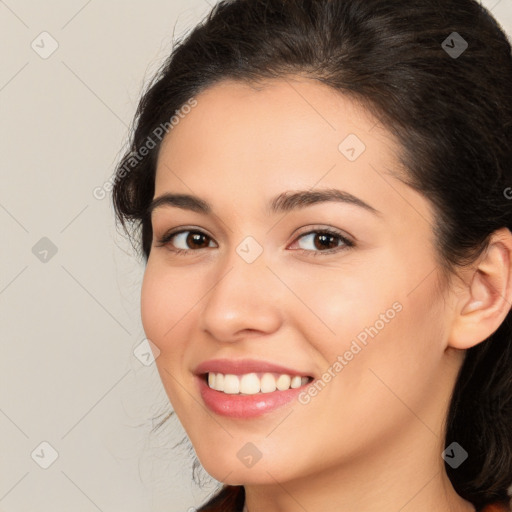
[194,358,313,377]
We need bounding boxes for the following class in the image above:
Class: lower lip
[197,376,310,418]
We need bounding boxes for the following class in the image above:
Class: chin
[198,452,298,486]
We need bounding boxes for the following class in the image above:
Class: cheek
[140,262,198,349]
[140,266,165,342]
[288,250,445,379]
[278,258,400,352]
[140,263,199,409]
[329,273,448,425]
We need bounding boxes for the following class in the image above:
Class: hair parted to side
[112,0,512,509]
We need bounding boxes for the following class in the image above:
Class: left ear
[448,227,512,350]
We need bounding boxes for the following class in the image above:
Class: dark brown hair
[112,0,512,509]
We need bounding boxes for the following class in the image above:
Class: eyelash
[155,227,355,257]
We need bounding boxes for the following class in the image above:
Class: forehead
[157,77,390,170]
[154,77,430,225]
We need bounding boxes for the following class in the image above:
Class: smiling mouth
[204,372,314,395]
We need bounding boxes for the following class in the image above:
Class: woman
[112,0,512,510]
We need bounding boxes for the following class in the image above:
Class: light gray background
[1,1,511,511]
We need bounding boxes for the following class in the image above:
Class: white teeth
[213,373,224,391]
[290,376,302,388]
[206,372,310,394]
[260,373,277,393]
[276,374,291,391]
[223,374,240,394]
[240,373,260,394]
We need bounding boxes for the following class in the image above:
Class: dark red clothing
[480,502,511,512]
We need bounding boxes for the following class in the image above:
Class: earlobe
[448,227,512,350]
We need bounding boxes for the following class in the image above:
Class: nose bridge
[200,236,282,340]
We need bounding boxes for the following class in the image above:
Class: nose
[199,245,283,343]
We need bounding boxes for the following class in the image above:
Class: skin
[140,77,512,512]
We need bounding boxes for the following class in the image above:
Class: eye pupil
[315,233,338,250]
[188,232,209,249]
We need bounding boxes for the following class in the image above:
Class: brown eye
[156,229,216,253]
[292,229,354,255]
[185,232,211,249]
[312,232,341,251]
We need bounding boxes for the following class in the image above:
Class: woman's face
[141,78,463,485]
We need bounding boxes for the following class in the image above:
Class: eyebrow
[147,188,381,217]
